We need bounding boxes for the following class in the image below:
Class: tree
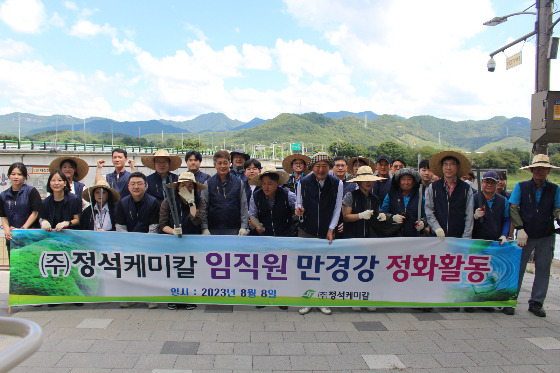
[327,141,369,157]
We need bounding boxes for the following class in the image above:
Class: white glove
[54,221,69,232]
[173,227,182,236]
[392,214,405,224]
[202,229,211,235]
[238,228,250,236]
[499,235,507,245]
[41,220,52,232]
[358,210,374,220]
[377,213,387,222]
[474,208,485,219]
[516,229,528,247]
[435,228,445,240]
[415,221,424,231]
[179,186,195,204]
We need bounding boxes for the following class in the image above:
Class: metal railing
[0,318,43,372]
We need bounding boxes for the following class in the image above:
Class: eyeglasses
[129,182,145,187]
[292,161,305,165]
[442,162,457,167]
[334,164,347,168]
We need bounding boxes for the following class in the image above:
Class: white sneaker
[147,303,158,309]
[352,307,361,312]
[319,307,332,315]
[299,307,311,315]
[366,307,377,312]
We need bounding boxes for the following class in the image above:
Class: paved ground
[2,270,560,373]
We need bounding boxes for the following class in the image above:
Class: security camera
[487,57,496,72]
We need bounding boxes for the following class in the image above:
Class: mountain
[0,113,83,135]
[323,111,379,120]
[231,117,268,131]
[30,119,186,137]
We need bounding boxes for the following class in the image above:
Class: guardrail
[0,318,43,372]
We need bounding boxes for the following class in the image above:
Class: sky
[0,0,558,123]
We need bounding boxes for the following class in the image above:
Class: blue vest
[0,184,39,228]
[432,178,470,238]
[518,180,557,239]
[167,199,202,234]
[120,193,158,233]
[73,181,85,199]
[372,177,391,205]
[343,178,357,196]
[41,193,81,227]
[194,170,211,184]
[80,204,116,231]
[207,173,242,230]
[345,189,378,238]
[106,170,131,199]
[253,187,293,237]
[299,174,340,237]
[230,168,247,183]
[146,172,178,202]
[473,193,506,241]
[388,188,421,237]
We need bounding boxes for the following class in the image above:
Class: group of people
[1,146,558,318]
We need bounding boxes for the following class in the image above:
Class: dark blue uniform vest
[388,188,421,237]
[194,170,210,184]
[106,170,131,199]
[372,177,391,205]
[146,172,178,202]
[299,174,340,237]
[431,178,470,238]
[167,199,202,234]
[120,193,158,233]
[80,204,116,231]
[73,181,85,199]
[253,187,293,237]
[518,180,557,239]
[345,189,378,238]
[0,184,39,228]
[41,193,81,227]
[229,168,247,183]
[473,192,507,241]
[343,178,357,196]
[244,181,261,207]
[207,173,242,230]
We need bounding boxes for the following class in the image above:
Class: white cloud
[69,19,116,38]
[0,38,32,59]
[185,23,207,41]
[49,12,65,27]
[0,0,46,34]
[64,1,77,11]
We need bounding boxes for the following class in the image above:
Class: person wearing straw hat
[80,180,120,231]
[507,154,560,317]
[200,150,250,236]
[96,148,136,199]
[372,154,392,205]
[49,156,90,201]
[295,152,343,316]
[343,165,384,239]
[425,150,474,240]
[282,153,311,193]
[141,149,182,202]
[230,149,250,182]
[380,168,427,237]
[248,165,295,237]
[159,171,206,236]
[348,156,373,178]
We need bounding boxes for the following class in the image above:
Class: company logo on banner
[9,230,522,308]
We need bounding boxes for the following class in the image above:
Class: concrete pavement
[1,270,560,372]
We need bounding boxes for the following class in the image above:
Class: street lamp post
[484,0,557,155]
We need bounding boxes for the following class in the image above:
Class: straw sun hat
[282,154,311,174]
[49,156,89,182]
[141,149,182,171]
[429,150,471,178]
[250,164,290,186]
[521,154,560,170]
[348,166,385,183]
[82,179,120,203]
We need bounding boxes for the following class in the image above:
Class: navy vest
[372,177,391,205]
[345,189,378,238]
[229,168,247,183]
[299,174,340,237]
[106,170,131,199]
[120,193,158,233]
[473,193,507,241]
[41,193,81,227]
[253,187,293,237]
[518,180,557,239]
[194,170,210,184]
[0,184,39,228]
[80,204,116,231]
[146,172,178,202]
[207,173,242,230]
[167,199,202,234]
[388,188,421,237]
[431,178,470,238]
[73,181,85,199]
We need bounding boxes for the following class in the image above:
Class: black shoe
[256,306,265,309]
[74,303,84,307]
[168,303,177,310]
[464,308,475,313]
[528,302,546,317]
[421,308,433,312]
[482,307,495,312]
[278,306,288,310]
[47,304,59,307]
[503,307,515,315]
